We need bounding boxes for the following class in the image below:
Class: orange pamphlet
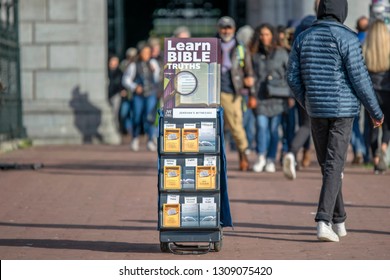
[182,128,199,152]
[196,166,216,190]
[163,204,180,227]
[164,128,181,152]
[164,166,181,190]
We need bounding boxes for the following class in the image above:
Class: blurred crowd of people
[107,0,389,177]
[108,26,190,152]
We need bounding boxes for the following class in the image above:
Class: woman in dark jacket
[249,23,289,173]
[363,19,390,173]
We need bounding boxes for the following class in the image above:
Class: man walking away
[287,0,384,242]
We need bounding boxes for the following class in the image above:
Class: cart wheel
[213,240,222,252]
[160,242,170,253]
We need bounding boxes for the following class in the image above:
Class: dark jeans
[132,94,157,141]
[281,105,296,154]
[119,98,132,134]
[350,115,366,157]
[311,117,354,224]
[290,106,311,156]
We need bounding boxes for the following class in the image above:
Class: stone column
[19,0,120,145]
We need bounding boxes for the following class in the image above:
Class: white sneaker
[147,140,156,152]
[283,153,296,180]
[265,161,276,173]
[253,155,266,173]
[333,222,347,237]
[131,138,139,152]
[317,221,339,242]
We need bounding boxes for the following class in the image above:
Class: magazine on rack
[163,38,221,111]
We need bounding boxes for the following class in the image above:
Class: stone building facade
[19,0,120,145]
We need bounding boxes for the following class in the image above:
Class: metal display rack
[157,108,229,254]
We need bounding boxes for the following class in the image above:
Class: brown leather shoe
[239,152,249,171]
[301,149,311,168]
[351,153,363,165]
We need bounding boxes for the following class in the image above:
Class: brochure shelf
[157,108,224,254]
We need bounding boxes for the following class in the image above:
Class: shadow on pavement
[46,162,155,171]
[39,161,157,177]
[230,199,390,209]
[227,173,319,182]
[0,222,156,231]
[0,239,160,253]
[121,219,157,223]
[224,232,318,243]
[234,222,312,231]
[233,222,390,236]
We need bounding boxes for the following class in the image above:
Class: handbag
[265,75,291,98]
[262,51,290,98]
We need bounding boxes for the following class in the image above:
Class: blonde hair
[363,20,390,73]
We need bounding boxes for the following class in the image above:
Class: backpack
[236,43,245,68]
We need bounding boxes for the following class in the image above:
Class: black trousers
[366,91,390,157]
[310,117,354,224]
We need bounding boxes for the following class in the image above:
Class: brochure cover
[199,121,217,153]
[164,128,181,152]
[163,204,180,228]
[164,166,181,190]
[163,38,221,110]
[196,166,216,190]
[181,203,199,227]
[182,128,199,152]
[199,203,217,227]
[182,166,195,189]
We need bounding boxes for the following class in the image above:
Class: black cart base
[160,229,223,254]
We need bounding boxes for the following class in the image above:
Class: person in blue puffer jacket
[287,0,384,242]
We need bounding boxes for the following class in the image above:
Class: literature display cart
[157,38,232,254]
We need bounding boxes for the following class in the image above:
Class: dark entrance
[0,0,24,141]
[108,0,247,59]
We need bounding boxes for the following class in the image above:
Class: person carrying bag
[248,23,290,173]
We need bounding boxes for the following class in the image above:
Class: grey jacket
[253,47,289,116]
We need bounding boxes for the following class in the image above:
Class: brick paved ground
[0,143,389,260]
